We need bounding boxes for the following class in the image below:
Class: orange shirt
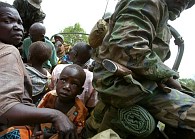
[38,90,88,134]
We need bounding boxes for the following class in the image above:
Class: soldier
[85,0,195,138]
[13,0,46,39]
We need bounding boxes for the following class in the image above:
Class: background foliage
[179,78,195,92]
[60,23,89,46]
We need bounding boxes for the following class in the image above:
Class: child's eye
[72,83,78,88]
[4,20,10,23]
[70,83,79,90]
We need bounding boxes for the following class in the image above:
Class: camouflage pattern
[88,19,108,48]
[13,0,46,38]
[141,88,195,131]
[85,100,155,138]
[90,0,195,135]
[93,0,179,108]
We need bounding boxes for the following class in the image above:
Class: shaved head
[29,22,46,42]
[29,22,45,34]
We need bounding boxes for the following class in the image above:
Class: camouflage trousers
[141,88,195,131]
[85,88,195,138]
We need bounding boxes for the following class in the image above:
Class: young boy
[0,2,76,139]
[38,64,88,138]
[50,42,99,112]
[22,22,58,71]
[25,41,52,105]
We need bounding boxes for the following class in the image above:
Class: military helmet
[102,12,112,20]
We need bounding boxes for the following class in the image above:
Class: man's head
[165,0,195,21]
[56,64,86,102]
[29,22,46,42]
[0,2,24,45]
[28,41,52,65]
[69,42,92,67]
[55,40,65,55]
[54,34,67,56]
[54,34,64,43]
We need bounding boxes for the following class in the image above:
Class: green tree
[60,23,88,46]
[179,78,195,92]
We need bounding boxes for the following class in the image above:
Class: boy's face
[30,29,45,42]
[69,47,78,64]
[56,67,83,101]
[0,7,24,45]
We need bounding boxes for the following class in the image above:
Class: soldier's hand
[165,77,182,91]
[157,77,182,93]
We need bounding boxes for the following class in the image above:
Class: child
[0,2,76,139]
[50,42,99,112]
[22,22,58,71]
[37,64,88,138]
[25,41,52,105]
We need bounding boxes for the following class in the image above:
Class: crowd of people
[0,0,195,139]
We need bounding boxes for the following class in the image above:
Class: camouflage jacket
[93,0,179,108]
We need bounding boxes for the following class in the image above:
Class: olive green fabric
[85,101,155,138]
[89,0,195,137]
[140,88,195,131]
[113,105,155,137]
[93,0,179,110]
[91,129,121,139]
[93,64,157,108]
[99,105,155,138]
[84,101,107,138]
[88,19,108,48]
[93,0,179,108]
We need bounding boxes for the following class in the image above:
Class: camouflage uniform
[13,0,46,38]
[88,19,109,64]
[86,0,195,138]
[88,19,108,49]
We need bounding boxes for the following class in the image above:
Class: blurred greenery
[60,23,88,46]
[179,78,195,92]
